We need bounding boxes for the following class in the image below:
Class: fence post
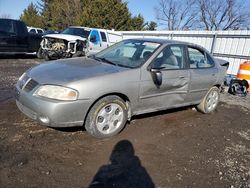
[210,32,217,54]
[171,32,174,40]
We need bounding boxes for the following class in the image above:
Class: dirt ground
[0,55,249,188]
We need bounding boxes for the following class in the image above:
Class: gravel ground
[0,56,249,188]
[220,87,250,110]
[0,54,42,102]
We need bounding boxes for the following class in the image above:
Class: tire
[85,95,128,138]
[196,86,220,114]
[36,47,44,59]
[72,51,85,57]
[44,54,51,61]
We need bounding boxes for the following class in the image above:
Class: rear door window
[100,32,107,42]
[188,47,215,68]
[16,21,28,36]
[188,47,206,68]
[37,29,43,34]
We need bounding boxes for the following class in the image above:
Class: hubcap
[96,103,124,134]
[206,90,219,112]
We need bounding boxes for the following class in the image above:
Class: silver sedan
[15,39,227,138]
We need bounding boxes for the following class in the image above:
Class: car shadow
[0,54,38,59]
[88,140,155,188]
[52,126,84,133]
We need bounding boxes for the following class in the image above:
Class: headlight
[18,72,29,89]
[34,85,78,101]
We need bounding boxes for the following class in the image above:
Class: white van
[39,26,122,60]
[27,26,44,34]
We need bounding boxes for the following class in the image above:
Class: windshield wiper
[92,56,117,66]
[89,55,132,68]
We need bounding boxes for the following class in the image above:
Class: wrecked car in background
[37,26,122,60]
[16,39,227,138]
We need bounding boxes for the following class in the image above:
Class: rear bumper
[15,86,92,127]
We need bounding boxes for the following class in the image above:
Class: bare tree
[197,0,250,30]
[155,0,197,30]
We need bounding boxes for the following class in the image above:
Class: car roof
[127,38,208,52]
[0,18,17,21]
[28,27,43,30]
[69,26,91,31]
[68,26,116,33]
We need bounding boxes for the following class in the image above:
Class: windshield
[95,40,161,68]
[61,27,90,38]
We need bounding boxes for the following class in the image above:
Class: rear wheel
[196,86,220,113]
[85,96,128,138]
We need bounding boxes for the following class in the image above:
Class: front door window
[152,45,184,70]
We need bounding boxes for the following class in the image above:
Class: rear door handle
[179,76,185,79]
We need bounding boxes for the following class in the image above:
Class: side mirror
[90,35,97,43]
[150,68,162,87]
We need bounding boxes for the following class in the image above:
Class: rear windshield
[61,27,90,38]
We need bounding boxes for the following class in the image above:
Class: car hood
[28,57,128,85]
[43,34,86,41]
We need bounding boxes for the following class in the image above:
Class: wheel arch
[214,84,221,89]
[83,92,132,126]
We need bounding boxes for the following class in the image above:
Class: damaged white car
[37,26,122,60]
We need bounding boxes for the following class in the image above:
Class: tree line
[20,0,157,31]
[155,0,250,30]
[19,0,249,31]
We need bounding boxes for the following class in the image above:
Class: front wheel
[196,86,220,113]
[85,96,128,138]
[72,51,85,57]
[44,53,52,61]
[36,47,44,59]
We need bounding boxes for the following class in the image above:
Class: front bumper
[15,86,92,127]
